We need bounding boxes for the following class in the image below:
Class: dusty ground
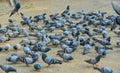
[0,0,120,73]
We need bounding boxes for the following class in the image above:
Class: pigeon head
[16,2,21,11]
[66,5,70,10]
[20,12,23,16]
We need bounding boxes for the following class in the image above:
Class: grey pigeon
[18,28,29,37]
[22,44,32,56]
[33,13,46,23]
[94,66,113,73]
[42,53,62,66]
[0,65,17,73]
[0,36,11,43]
[114,30,120,36]
[112,1,120,15]
[85,55,102,67]
[82,42,91,55]
[112,1,120,25]
[19,53,39,66]
[101,30,107,38]
[3,44,11,51]
[38,46,51,53]
[95,46,107,57]
[34,62,42,71]
[13,43,21,51]
[116,39,120,47]
[9,0,21,17]
[6,53,20,63]
[60,44,76,54]
[56,53,73,62]
[0,27,8,34]
[6,24,18,31]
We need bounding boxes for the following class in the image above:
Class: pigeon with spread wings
[112,1,120,25]
[9,0,21,17]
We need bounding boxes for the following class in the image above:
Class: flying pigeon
[9,0,21,17]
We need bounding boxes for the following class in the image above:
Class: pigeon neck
[32,55,39,63]
[95,55,101,62]
[42,53,47,61]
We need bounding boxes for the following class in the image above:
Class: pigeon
[116,39,120,47]
[61,5,70,19]
[5,31,19,38]
[94,66,113,73]
[13,43,21,51]
[56,53,73,62]
[106,15,117,31]
[6,24,18,31]
[34,62,42,71]
[42,53,62,66]
[85,55,102,67]
[97,37,111,46]
[22,44,32,56]
[71,10,83,19]
[6,53,20,63]
[101,30,107,38]
[101,19,112,26]
[93,11,106,21]
[0,36,11,43]
[51,39,61,46]
[49,13,59,20]
[33,13,46,23]
[20,13,32,27]
[29,32,43,40]
[112,1,120,25]
[3,44,11,51]
[63,30,69,36]
[19,53,39,66]
[112,1,120,15]
[95,46,107,57]
[18,28,29,37]
[114,30,120,36]
[61,5,70,16]
[29,40,36,45]
[0,65,17,73]
[82,43,91,55]
[38,47,51,53]
[9,0,21,17]
[60,45,76,54]
[8,19,14,23]
[0,27,8,34]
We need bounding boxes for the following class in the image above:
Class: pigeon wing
[9,0,17,8]
[112,1,120,15]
